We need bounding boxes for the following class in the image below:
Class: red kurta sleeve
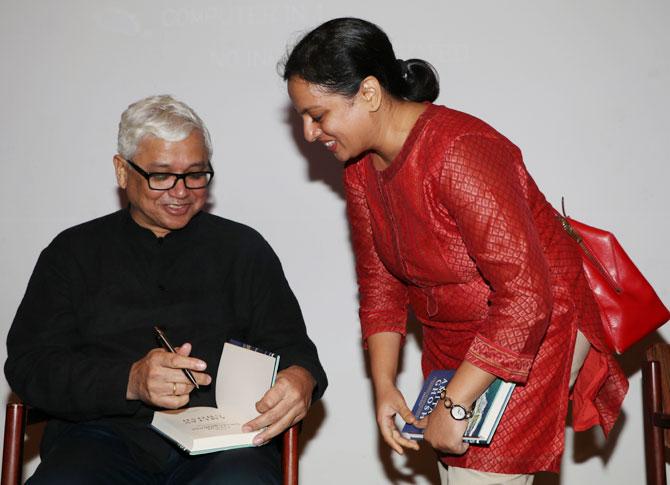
[439,134,553,383]
[344,164,409,343]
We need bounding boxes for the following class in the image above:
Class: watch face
[450,405,467,420]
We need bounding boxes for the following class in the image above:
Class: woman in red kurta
[284,17,628,483]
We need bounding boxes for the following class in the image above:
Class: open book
[151,341,280,454]
[402,369,515,445]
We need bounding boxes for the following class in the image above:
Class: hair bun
[401,58,439,102]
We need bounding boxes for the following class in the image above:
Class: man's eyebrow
[149,161,210,170]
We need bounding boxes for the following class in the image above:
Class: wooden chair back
[643,343,670,485]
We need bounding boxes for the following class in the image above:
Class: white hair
[117,94,213,160]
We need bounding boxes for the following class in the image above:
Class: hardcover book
[151,341,280,454]
[402,369,515,445]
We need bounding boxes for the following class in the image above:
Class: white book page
[215,343,278,423]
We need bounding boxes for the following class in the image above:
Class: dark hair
[282,17,439,102]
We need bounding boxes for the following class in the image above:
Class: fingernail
[195,361,206,370]
[242,425,252,432]
[253,437,264,446]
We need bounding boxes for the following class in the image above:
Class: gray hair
[117,94,213,160]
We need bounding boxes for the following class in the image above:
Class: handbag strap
[558,197,583,243]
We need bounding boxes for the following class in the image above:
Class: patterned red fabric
[344,104,628,473]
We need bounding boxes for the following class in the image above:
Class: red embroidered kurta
[344,104,628,473]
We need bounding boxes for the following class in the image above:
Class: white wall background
[1,1,668,483]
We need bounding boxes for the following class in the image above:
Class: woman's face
[288,76,374,162]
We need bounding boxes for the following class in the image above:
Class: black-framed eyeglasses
[124,159,214,190]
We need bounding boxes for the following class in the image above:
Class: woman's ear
[359,76,382,112]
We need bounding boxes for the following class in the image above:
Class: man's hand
[126,342,212,409]
[242,365,315,445]
[421,398,469,455]
[374,382,420,454]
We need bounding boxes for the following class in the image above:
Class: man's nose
[168,177,189,197]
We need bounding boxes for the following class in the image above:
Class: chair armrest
[2,402,27,485]
[282,424,299,485]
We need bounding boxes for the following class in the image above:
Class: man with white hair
[5,95,327,484]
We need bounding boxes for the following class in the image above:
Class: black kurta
[5,209,327,469]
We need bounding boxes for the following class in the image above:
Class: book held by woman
[402,370,515,445]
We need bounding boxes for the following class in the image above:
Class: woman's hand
[421,397,469,455]
[374,382,420,454]
[420,360,496,455]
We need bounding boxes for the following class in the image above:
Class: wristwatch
[439,390,473,421]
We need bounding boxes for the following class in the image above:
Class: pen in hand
[153,326,200,390]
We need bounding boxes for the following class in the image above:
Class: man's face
[113,130,210,237]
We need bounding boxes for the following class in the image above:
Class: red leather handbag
[557,202,670,354]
